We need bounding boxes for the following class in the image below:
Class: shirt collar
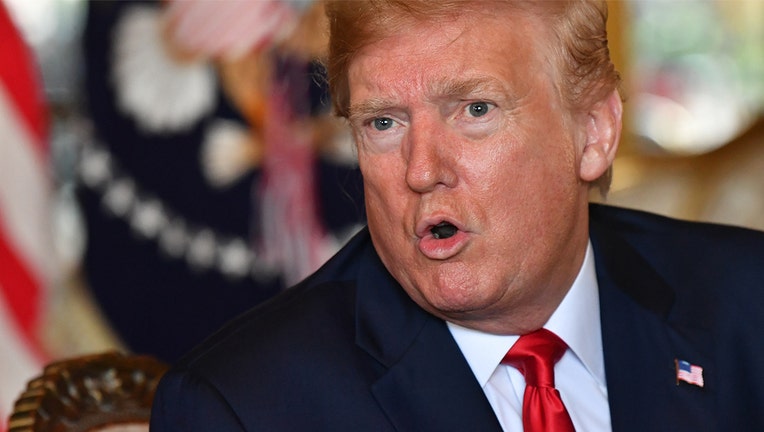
[447,241,605,388]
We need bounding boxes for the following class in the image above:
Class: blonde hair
[325,0,620,116]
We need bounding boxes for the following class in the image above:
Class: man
[150,1,764,431]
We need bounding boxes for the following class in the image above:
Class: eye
[467,102,491,117]
[373,117,394,131]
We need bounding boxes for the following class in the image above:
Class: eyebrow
[348,98,396,125]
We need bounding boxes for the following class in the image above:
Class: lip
[415,217,471,260]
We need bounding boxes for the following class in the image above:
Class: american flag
[676,359,704,388]
[0,2,53,428]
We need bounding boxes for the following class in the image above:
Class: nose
[404,119,458,193]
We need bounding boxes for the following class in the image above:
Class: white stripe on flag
[0,67,51,432]
[0,84,54,284]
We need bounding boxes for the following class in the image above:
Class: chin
[411,278,495,316]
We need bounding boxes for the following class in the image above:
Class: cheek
[462,137,528,196]
[513,121,579,186]
[360,155,406,220]
[467,133,579,226]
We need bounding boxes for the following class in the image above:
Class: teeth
[431,222,457,239]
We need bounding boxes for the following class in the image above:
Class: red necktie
[502,328,576,432]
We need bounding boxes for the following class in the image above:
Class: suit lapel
[354,242,502,432]
[591,216,716,432]
[371,318,503,432]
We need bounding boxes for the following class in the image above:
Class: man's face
[347,10,602,333]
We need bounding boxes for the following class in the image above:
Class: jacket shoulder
[590,203,764,249]
[590,203,764,324]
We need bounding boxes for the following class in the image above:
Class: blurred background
[0,0,762,426]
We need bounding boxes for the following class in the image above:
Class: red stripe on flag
[0,3,48,154]
[0,1,49,366]
[0,217,46,363]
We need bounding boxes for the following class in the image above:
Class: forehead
[347,9,557,106]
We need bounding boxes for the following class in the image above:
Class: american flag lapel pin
[675,358,704,388]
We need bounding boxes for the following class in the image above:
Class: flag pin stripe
[675,358,704,388]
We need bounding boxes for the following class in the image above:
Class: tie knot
[502,328,568,388]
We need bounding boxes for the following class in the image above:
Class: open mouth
[417,218,468,260]
[430,221,458,239]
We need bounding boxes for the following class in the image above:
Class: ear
[579,89,622,182]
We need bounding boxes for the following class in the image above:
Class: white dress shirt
[448,242,612,431]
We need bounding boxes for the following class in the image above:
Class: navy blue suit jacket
[150,204,764,431]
